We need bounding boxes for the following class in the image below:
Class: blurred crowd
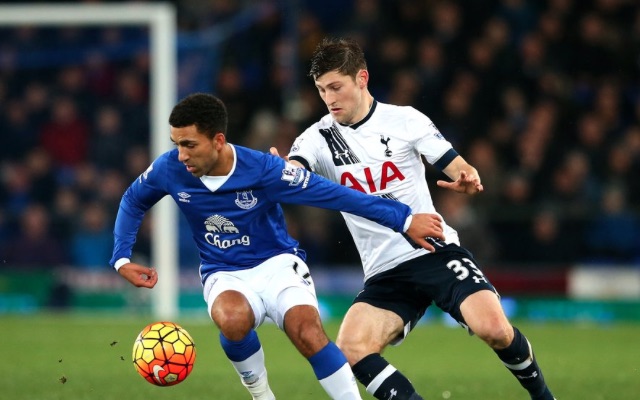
[1,0,639,274]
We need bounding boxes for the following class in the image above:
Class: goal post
[0,3,180,319]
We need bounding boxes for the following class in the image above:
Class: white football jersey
[289,100,460,281]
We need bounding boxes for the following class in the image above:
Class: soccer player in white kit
[111,93,445,400]
[276,37,556,400]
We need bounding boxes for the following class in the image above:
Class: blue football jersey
[110,144,412,282]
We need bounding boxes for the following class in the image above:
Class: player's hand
[269,147,290,162]
[118,263,158,288]
[437,170,484,195]
[405,213,445,252]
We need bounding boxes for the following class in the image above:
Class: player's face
[315,69,370,125]
[170,125,222,177]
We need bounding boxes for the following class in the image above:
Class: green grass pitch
[2,314,638,399]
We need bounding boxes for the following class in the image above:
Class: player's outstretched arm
[405,213,445,252]
[269,146,297,165]
[437,155,484,195]
[118,263,158,289]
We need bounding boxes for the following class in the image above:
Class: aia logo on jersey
[340,161,405,193]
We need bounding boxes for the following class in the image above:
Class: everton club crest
[235,190,258,209]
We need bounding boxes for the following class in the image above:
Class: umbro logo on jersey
[177,192,191,203]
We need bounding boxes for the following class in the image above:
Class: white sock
[318,363,362,400]
[228,347,275,400]
[245,372,275,400]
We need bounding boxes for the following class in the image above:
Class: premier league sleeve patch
[281,163,310,188]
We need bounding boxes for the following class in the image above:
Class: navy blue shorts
[353,244,498,334]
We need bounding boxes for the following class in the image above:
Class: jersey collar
[340,99,378,130]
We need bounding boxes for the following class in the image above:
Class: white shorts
[203,253,318,330]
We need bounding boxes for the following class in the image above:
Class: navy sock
[352,353,423,400]
[494,327,554,400]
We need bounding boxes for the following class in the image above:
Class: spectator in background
[620,126,640,206]
[464,138,505,211]
[585,185,640,263]
[22,81,50,130]
[114,69,149,145]
[39,96,89,168]
[96,170,127,216]
[415,36,448,113]
[24,148,57,208]
[545,150,600,220]
[1,161,33,218]
[435,189,498,263]
[89,105,129,171]
[56,65,94,116]
[72,163,99,203]
[215,64,254,141]
[492,171,535,262]
[71,202,113,269]
[1,99,38,161]
[123,145,151,183]
[2,203,68,267]
[522,209,579,265]
[50,186,80,245]
[0,0,639,274]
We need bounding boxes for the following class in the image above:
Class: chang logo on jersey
[204,214,250,249]
[281,164,310,188]
[235,190,257,209]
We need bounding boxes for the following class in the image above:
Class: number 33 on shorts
[446,257,488,283]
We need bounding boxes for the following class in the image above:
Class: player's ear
[213,132,226,147]
[357,69,369,88]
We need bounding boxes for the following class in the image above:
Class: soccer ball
[132,321,196,386]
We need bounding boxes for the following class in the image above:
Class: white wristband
[114,258,131,271]
[403,215,413,232]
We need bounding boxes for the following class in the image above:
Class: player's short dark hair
[308,37,367,80]
[169,93,228,138]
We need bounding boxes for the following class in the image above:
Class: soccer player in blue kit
[110,93,445,400]
[274,37,556,400]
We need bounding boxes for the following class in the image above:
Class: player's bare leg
[461,290,556,400]
[212,290,275,400]
[337,303,424,400]
[284,303,362,400]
